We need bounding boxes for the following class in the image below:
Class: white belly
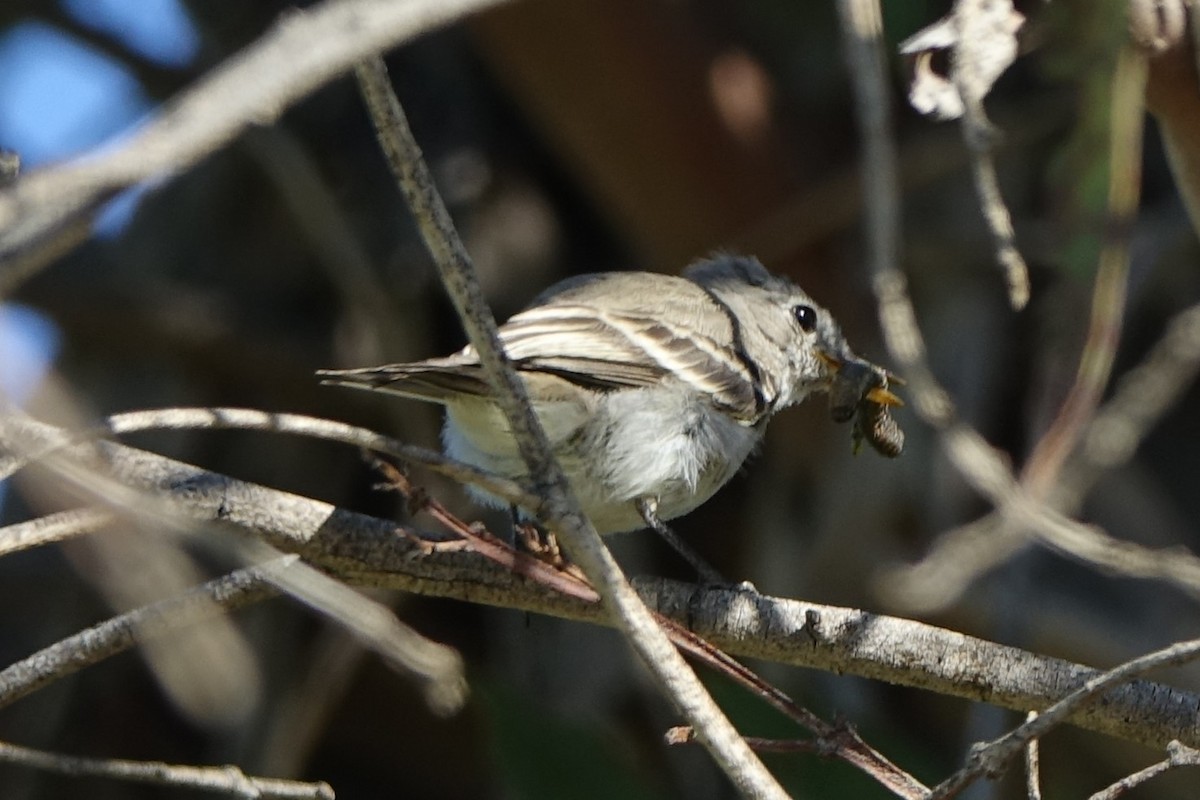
[441,385,764,534]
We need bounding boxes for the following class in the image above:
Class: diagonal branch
[353,56,788,798]
[0,561,280,711]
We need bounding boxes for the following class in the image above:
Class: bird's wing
[320,301,763,420]
[498,304,762,419]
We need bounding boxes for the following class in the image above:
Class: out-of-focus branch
[0,0,508,287]
[0,407,540,510]
[1141,0,1200,234]
[352,56,788,798]
[898,0,1030,308]
[1021,47,1146,496]
[856,0,1188,622]
[0,409,468,715]
[881,295,1200,611]
[0,507,114,557]
[879,46,1184,613]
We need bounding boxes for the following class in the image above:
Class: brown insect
[823,356,905,458]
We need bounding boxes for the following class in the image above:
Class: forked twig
[928,637,1200,798]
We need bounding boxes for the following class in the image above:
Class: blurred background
[1,0,1199,797]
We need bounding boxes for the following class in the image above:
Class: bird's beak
[867,385,904,407]
[817,350,905,407]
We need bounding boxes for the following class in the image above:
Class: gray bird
[320,254,900,575]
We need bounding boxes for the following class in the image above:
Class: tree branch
[0,0,509,281]
[0,561,280,711]
[3,413,1197,751]
[929,638,1200,798]
[0,738,333,799]
[353,55,788,797]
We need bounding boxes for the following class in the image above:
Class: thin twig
[1023,711,1042,800]
[954,0,1030,310]
[962,136,1030,309]
[0,739,333,799]
[0,507,115,557]
[377,458,601,604]
[0,406,539,511]
[353,56,788,797]
[657,615,929,799]
[929,637,1200,798]
[898,0,1029,305]
[0,562,282,710]
[1088,740,1200,800]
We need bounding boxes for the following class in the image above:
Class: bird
[319,254,900,577]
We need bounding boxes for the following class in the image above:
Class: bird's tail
[317,359,490,405]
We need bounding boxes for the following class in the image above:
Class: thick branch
[3,418,1197,751]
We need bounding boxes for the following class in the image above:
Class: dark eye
[793,304,817,333]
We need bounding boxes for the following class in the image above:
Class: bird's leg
[635,497,729,585]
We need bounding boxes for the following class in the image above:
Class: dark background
[1,1,1199,797]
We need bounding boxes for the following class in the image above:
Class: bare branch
[1089,740,1200,800]
[240,541,469,715]
[1023,711,1043,800]
[882,299,1200,612]
[106,407,541,510]
[1021,47,1147,496]
[0,739,333,799]
[963,133,1030,309]
[5,414,1198,750]
[0,410,468,715]
[1070,301,1200,496]
[353,56,788,797]
[899,0,1030,307]
[0,0,508,282]
[929,637,1200,798]
[0,507,115,557]
[0,561,280,711]
[833,31,1181,613]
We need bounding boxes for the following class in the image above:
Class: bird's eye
[793,304,817,333]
